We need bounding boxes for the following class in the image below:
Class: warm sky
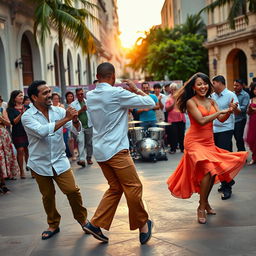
[117,0,165,48]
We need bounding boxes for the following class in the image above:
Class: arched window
[21,34,33,86]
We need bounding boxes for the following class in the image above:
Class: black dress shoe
[218,180,235,193]
[221,187,232,200]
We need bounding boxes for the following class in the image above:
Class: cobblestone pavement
[1,151,256,256]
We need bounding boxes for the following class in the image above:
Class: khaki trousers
[91,150,148,230]
[32,169,87,229]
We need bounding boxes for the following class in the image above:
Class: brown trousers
[91,150,148,230]
[32,169,87,229]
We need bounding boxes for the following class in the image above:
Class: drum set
[128,121,170,162]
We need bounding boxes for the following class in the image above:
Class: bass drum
[137,138,160,162]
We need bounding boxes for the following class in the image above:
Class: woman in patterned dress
[7,90,29,179]
[0,107,19,193]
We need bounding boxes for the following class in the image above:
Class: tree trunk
[87,53,92,84]
[58,25,66,102]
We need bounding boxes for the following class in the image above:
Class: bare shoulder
[208,98,216,104]
[186,98,196,107]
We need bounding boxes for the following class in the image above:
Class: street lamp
[15,58,23,69]
[47,63,54,71]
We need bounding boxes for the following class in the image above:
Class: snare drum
[148,127,165,140]
[128,127,144,142]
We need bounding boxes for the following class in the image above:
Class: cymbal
[156,122,171,126]
[128,120,142,124]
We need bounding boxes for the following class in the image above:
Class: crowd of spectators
[1,77,255,194]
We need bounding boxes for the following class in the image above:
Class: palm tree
[200,0,256,29]
[32,0,98,99]
[182,14,206,37]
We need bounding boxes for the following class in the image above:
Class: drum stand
[156,138,168,161]
[129,138,140,160]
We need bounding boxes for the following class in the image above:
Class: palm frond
[199,0,232,14]
[75,0,99,10]
[33,0,98,57]
[34,1,53,44]
[61,4,99,23]
[227,0,246,29]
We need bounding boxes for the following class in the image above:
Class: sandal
[248,160,256,166]
[197,208,206,224]
[205,204,216,215]
[41,227,60,240]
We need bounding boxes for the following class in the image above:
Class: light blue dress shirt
[235,89,250,123]
[211,88,240,133]
[86,83,156,162]
[21,104,80,176]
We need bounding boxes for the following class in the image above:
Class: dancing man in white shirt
[83,62,155,244]
[21,80,88,240]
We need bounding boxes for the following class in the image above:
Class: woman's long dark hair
[175,73,214,113]
[250,82,256,97]
[7,90,23,109]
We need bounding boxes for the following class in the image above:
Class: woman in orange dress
[167,73,248,224]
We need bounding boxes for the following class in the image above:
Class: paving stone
[1,151,255,256]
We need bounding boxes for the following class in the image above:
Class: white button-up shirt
[70,98,92,128]
[21,104,80,176]
[211,88,240,133]
[86,83,156,162]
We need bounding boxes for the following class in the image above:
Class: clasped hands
[66,107,79,122]
[221,99,238,114]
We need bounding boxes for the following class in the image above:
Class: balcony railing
[217,16,248,37]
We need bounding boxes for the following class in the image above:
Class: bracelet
[72,120,79,124]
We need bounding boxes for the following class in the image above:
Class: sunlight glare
[117,0,165,49]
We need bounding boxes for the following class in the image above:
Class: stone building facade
[205,1,256,89]
[161,0,207,29]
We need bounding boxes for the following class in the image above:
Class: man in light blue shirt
[84,62,154,244]
[136,82,159,130]
[22,80,88,240]
[233,79,250,151]
[71,88,93,167]
[212,75,240,200]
